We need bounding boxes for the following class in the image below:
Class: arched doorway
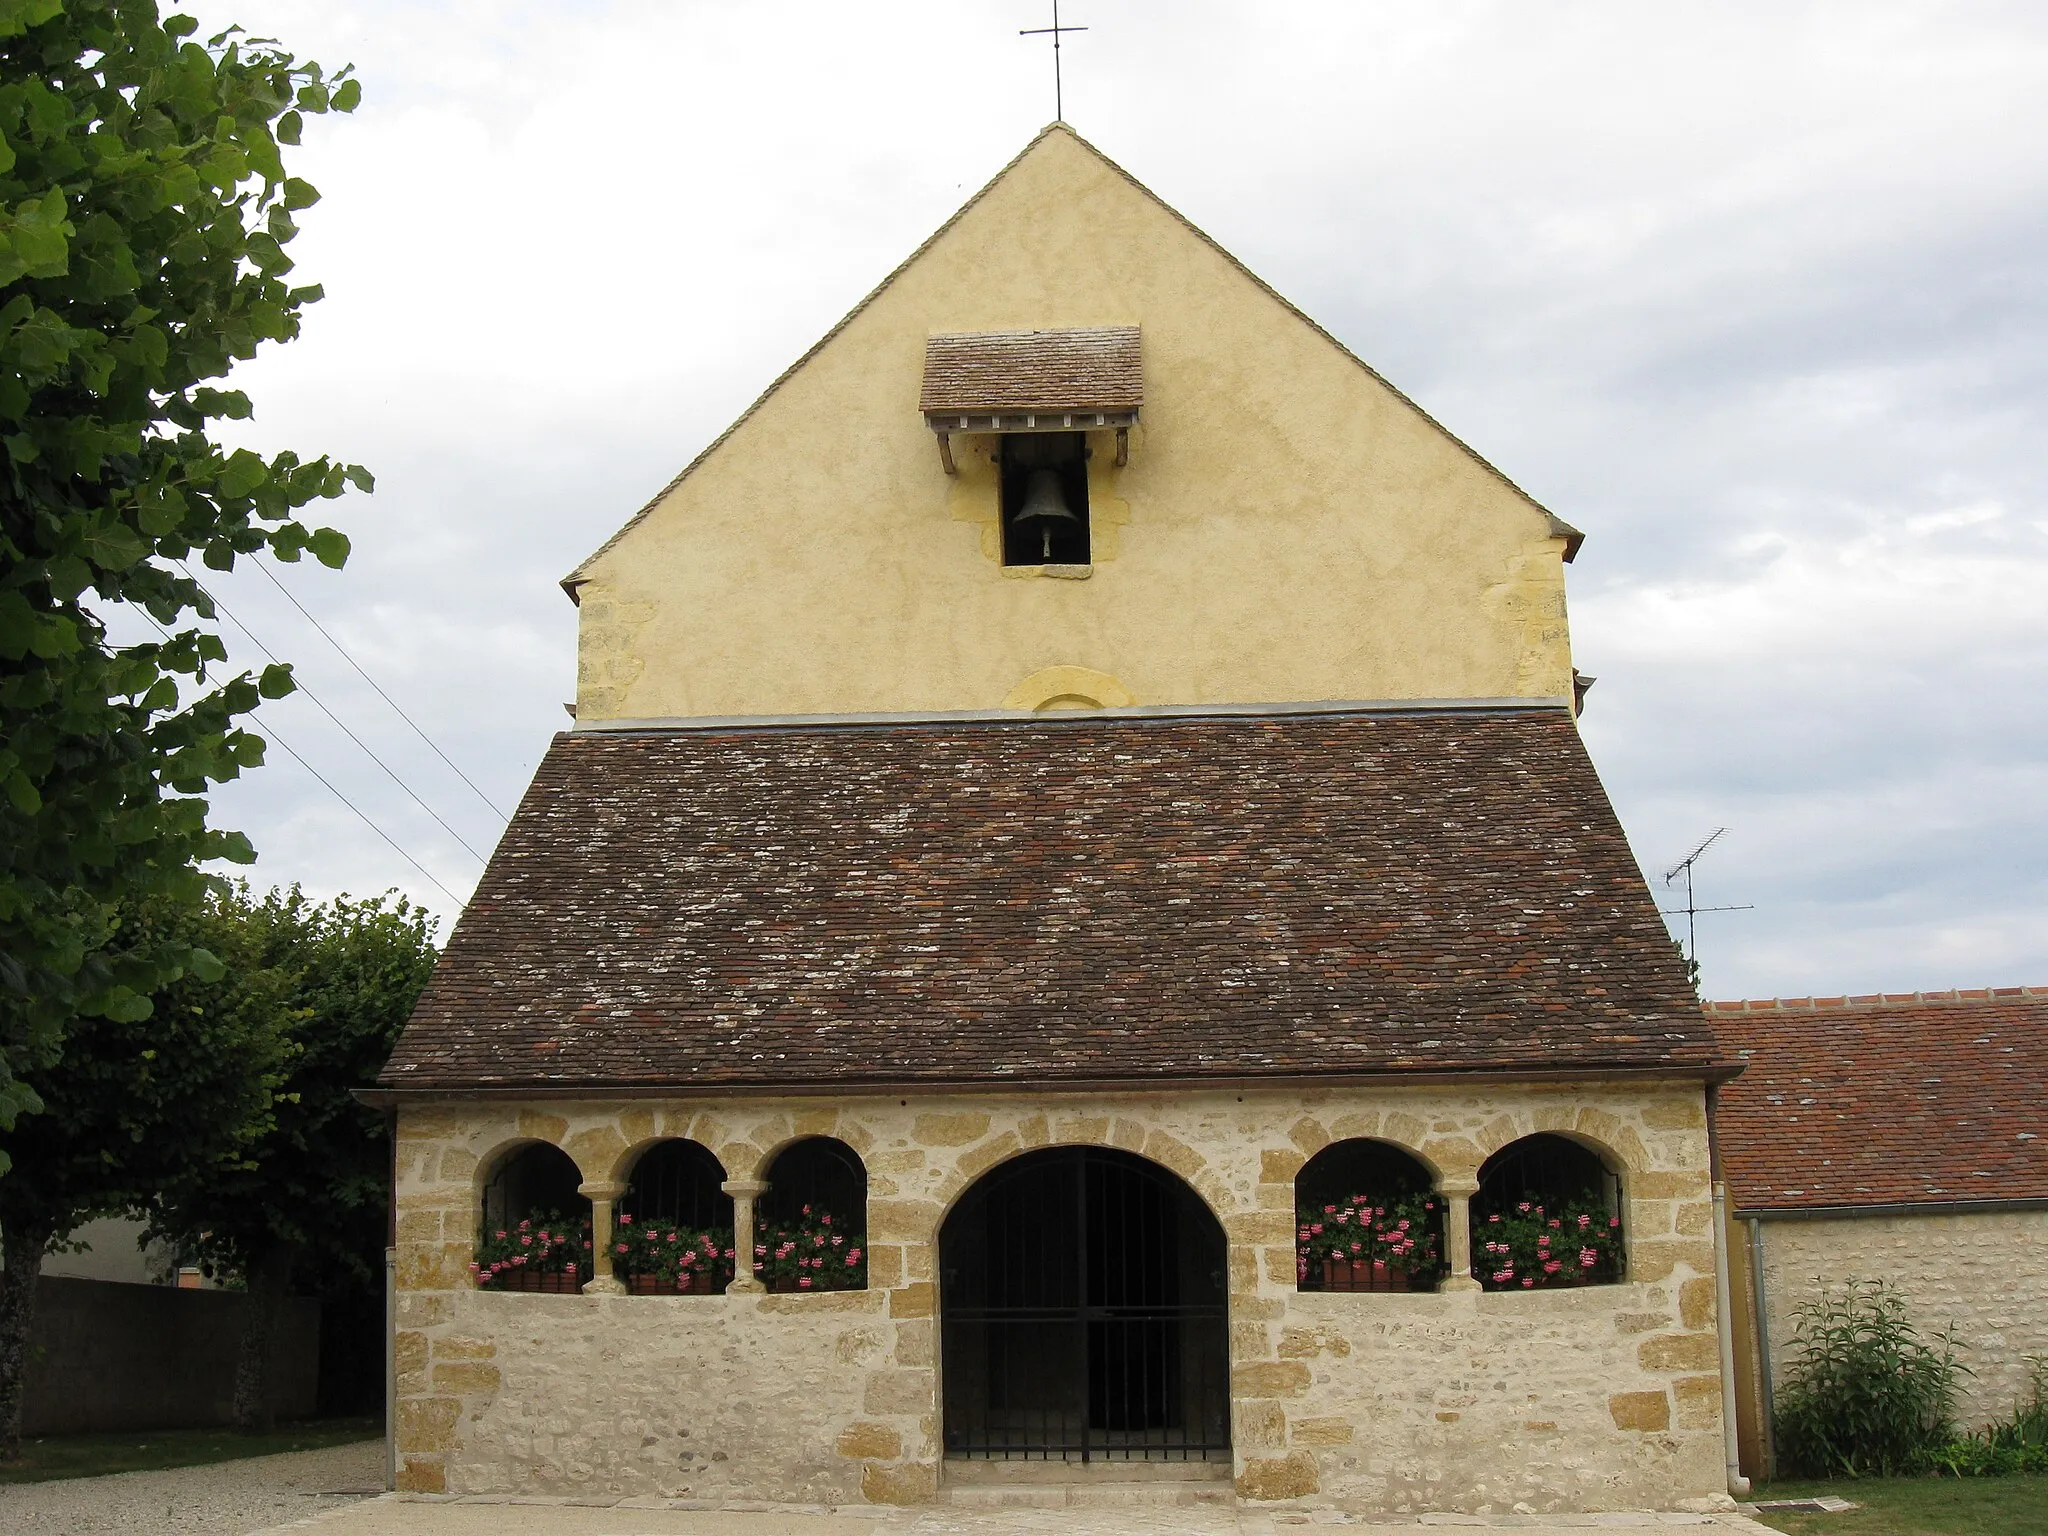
[938,1146,1230,1463]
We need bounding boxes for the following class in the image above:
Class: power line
[176,564,491,865]
[129,609,467,907]
[252,716,468,907]
[251,560,511,821]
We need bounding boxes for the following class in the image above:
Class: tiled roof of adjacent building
[919,326,1143,417]
[1708,990,2048,1212]
[379,706,1722,1093]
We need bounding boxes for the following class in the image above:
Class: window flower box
[1296,1190,1445,1291]
[1473,1198,1624,1290]
[615,1214,735,1294]
[755,1204,866,1292]
[472,1211,592,1292]
[1321,1256,1413,1292]
[496,1269,582,1294]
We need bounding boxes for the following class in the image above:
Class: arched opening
[938,1146,1230,1463]
[475,1142,592,1293]
[617,1139,735,1295]
[1294,1139,1445,1292]
[1472,1133,1626,1290]
[758,1136,867,1292]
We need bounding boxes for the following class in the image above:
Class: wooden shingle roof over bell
[379,705,1728,1096]
[920,326,1142,432]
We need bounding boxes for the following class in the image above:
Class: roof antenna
[1020,0,1088,123]
[1661,827,1753,985]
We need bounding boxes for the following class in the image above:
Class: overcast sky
[161,0,2048,1002]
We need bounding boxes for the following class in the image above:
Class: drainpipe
[1704,1082,1749,1500]
[384,1105,397,1494]
[384,1245,397,1493]
[1712,1180,1749,1498]
[1749,1216,1776,1479]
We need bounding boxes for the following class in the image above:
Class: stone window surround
[473,1133,873,1297]
[466,1122,1636,1300]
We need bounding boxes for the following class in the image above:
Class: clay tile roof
[920,326,1142,418]
[380,707,1720,1093]
[1708,991,2048,1211]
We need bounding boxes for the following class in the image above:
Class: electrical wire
[249,717,468,907]
[129,609,467,907]
[175,564,491,865]
[252,560,511,821]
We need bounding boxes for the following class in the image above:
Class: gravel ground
[0,1436,384,1534]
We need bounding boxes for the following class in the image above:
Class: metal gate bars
[938,1146,1231,1462]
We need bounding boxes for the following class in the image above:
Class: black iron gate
[939,1146,1231,1462]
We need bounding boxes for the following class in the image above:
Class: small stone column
[578,1180,627,1295]
[722,1177,769,1295]
[1439,1176,1481,1293]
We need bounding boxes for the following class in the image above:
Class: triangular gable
[564,123,1578,597]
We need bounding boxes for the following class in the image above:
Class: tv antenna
[1661,827,1753,973]
[1020,0,1088,122]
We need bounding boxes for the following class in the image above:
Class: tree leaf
[79,520,147,570]
[4,769,40,813]
[257,662,295,699]
[307,526,350,568]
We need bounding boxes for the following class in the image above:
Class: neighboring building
[35,1214,184,1286]
[373,124,1741,1515]
[1709,988,2048,1475]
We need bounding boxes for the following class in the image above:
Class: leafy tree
[0,0,366,1162]
[152,885,437,1433]
[0,881,291,1456]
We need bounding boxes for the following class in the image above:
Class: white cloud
[167,0,2048,997]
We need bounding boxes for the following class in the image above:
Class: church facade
[375,126,1740,1515]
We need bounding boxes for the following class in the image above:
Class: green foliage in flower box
[471,1210,590,1288]
[1294,1190,1445,1288]
[753,1204,864,1291]
[611,1211,735,1291]
[1472,1196,1623,1290]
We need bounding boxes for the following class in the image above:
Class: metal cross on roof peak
[1020,0,1088,123]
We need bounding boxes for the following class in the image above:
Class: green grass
[1752,1473,2048,1535]
[0,1415,381,1484]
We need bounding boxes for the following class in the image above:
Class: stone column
[1438,1176,1481,1293]
[722,1177,769,1295]
[578,1180,627,1295]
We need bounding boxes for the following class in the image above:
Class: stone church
[373,124,1742,1515]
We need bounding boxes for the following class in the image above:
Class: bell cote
[921,326,1140,570]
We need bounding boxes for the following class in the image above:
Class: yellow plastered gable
[571,125,1577,722]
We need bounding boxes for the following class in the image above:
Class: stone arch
[616,1137,733,1230]
[1285,1113,1445,1185]
[1469,1107,1647,1175]
[936,1143,1232,1461]
[754,1136,870,1292]
[1000,665,1136,713]
[929,1126,1237,1237]
[1292,1138,1447,1292]
[473,1140,592,1289]
[474,1136,584,1224]
[1471,1131,1628,1290]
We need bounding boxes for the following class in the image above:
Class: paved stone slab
[255,1492,1779,1536]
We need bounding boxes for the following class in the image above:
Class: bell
[1014,468,1079,560]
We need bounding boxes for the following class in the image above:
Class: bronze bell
[1014,468,1079,560]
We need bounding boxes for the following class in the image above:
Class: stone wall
[392,1082,1728,1514]
[1755,1208,2048,1428]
